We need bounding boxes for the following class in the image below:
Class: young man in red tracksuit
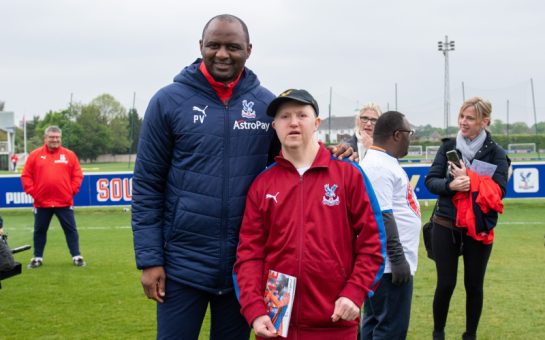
[21,125,85,269]
[234,89,386,339]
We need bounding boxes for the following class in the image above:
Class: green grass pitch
[1,200,544,339]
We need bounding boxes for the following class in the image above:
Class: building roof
[317,116,355,131]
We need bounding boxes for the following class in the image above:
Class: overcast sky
[2,0,544,128]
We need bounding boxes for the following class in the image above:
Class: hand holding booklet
[264,270,297,338]
[469,159,497,177]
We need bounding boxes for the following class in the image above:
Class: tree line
[414,119,545,140]
[14,94,142,162]
[12,93,544,159]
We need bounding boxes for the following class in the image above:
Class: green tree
[128,108,142,153]
[509,122,530,134]
[109,116,130,154]
[75,104,110,161]
[489,119,506,135]
[90,94,127,123]
[531,122,545,134]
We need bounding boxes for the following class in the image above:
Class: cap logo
[279,89,293,97]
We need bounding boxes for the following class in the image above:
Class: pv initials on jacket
[193,105,208,124]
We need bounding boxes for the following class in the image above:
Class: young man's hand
[331,296,360,322]
[252,315,278,338]
[328,143,358,162]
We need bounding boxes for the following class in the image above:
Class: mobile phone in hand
[446,150,461,168]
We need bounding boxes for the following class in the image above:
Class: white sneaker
[72,256,86,267]
[28,257,43,269]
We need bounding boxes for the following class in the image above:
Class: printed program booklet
[470,159,497,177]
[264,270,297,338]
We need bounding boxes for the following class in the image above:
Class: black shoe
[433,330,445,340]
[463,332,476,340]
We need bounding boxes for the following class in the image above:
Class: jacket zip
[218,103,230,294]
[294,173,305,328]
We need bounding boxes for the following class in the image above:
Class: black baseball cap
[266,89,320,117]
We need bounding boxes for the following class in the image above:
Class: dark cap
[266,89,319,117]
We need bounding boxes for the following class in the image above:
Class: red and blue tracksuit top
[234,144,386,336]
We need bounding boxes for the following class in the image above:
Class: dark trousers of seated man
[33,207,81,258]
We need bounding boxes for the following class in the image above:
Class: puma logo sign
[193,105,208,124]
[265,192,279,204]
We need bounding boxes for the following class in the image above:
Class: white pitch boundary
[8,222,544,233]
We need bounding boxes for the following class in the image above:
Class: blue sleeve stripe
[346,160,387,295]
[258,162,277,176]
[232,270,241,302]
[382,209,393,214]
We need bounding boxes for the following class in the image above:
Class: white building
[316,116,355,144]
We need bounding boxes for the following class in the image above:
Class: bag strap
[429,200,438,222]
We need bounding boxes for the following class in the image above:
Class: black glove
[382,212,411,286]
[390,256,411,286]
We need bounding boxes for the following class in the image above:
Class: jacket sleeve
[70,152,83,195]
[131,93,174,269]
[20,152,35,197]
[339,165,386,307]
[233,183,268,326]
[425,141,455,196]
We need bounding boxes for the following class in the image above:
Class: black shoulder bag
[422,201,438,260]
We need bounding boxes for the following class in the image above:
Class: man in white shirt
[360,111,421,340]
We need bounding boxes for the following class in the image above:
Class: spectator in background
[360,111,421,340]
[10,153,18,172]
[425,97,509,340]
[21,125,85,269]
[346,102,382,159]
[234,89,385,339]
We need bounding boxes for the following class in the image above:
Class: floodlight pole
[438,35,455,137]
[530,78,541,159]
[328,86,332,144]
[395,83,398,111]
[506,99,510,142]
[128,92,136,169]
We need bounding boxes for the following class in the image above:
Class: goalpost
[408,145,423,157]
[425,146,440,161]
[507,143,536,154]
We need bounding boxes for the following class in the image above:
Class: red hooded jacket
[21,145,83,208]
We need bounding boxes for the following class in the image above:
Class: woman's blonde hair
[459,97,492,124]
[354,102,382,134]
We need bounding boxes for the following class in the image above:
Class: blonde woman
[348,103,382,160]
[425,97,509,340]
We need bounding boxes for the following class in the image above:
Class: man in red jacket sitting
[234,89,386,339]
[21,126,85,269]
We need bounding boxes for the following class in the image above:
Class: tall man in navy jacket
[131,14,354,339]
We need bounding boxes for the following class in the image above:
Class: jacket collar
[173,58,260,103]
[274,142,331,171]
